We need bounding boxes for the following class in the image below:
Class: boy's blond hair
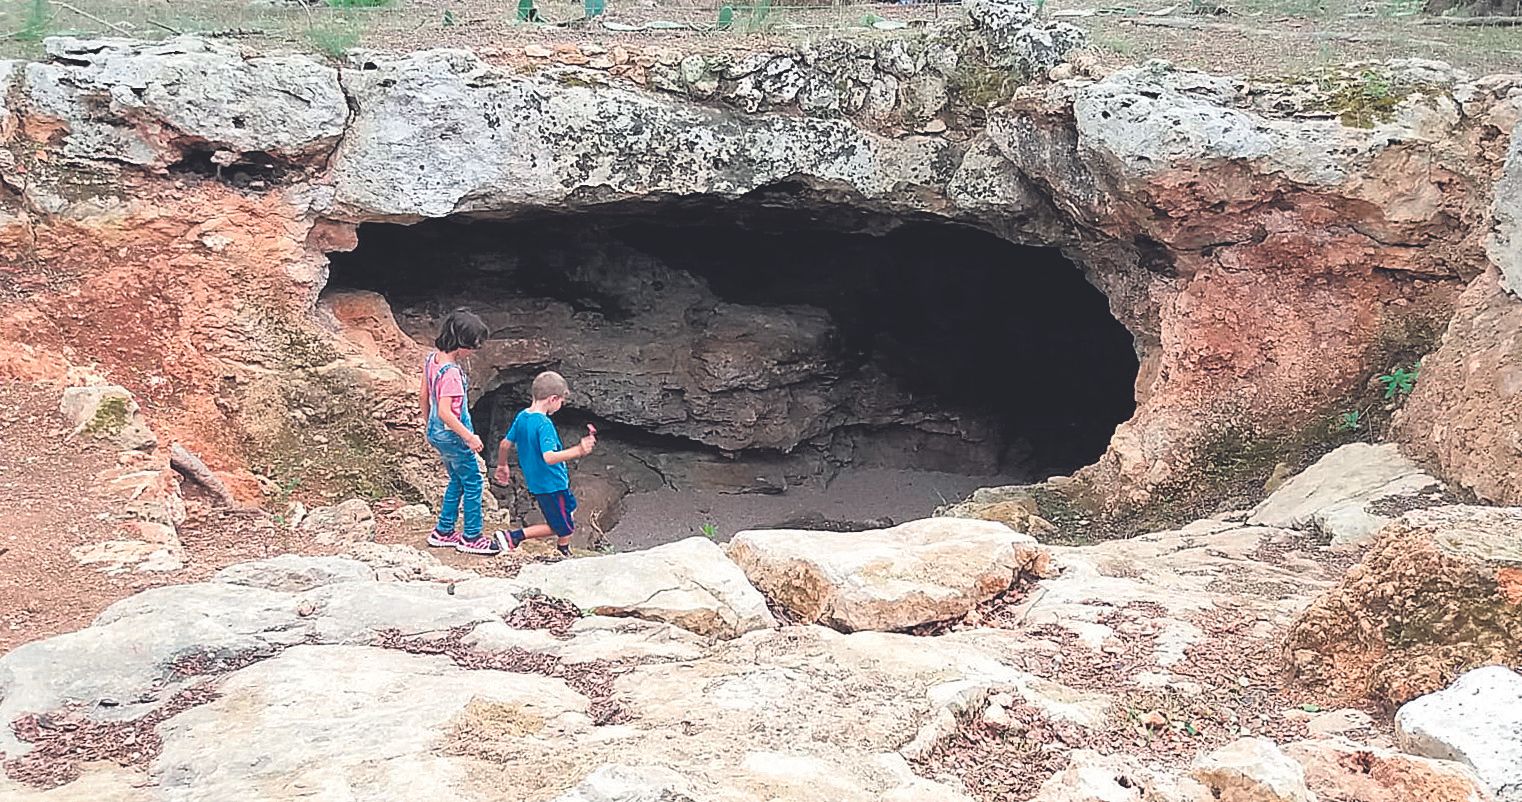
[531,371,570,401]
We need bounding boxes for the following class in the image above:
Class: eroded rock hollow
[326,202,1138,543]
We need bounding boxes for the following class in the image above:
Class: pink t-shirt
[425,354,465,418]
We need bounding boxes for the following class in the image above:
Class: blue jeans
[432,439,483,538]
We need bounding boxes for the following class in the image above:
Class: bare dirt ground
[1,0,1517,75]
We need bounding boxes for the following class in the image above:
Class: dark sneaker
[427,530,461,549]
[455,532,504,556]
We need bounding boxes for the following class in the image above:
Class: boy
[493,371,596,557]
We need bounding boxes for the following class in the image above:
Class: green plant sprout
[1378,363,1419,400]
[700,522,719,540]
[1332,410,1363,433]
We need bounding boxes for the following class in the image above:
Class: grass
[0,0,1515,74]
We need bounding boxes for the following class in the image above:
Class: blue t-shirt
[505,410,568,494]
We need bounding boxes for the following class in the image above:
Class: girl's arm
[418,373,431,422]
[436,403,483,451]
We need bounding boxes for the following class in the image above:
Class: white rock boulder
[1192,737,1314,802]
[515,536,775,638]
[725,518,1052,632]
[1397,665,1522,802]
[1249,443,1443,546]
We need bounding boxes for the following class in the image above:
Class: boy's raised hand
[579,425,597,457]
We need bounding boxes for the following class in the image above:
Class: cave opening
[325,198,1138,548]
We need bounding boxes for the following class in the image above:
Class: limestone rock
[59,385,156,451]
[25,36,346,170]
[726,518,1052,632]
[346,542,478,583]
[331,48,954,218]
[298,498,376,545]
[1286,738,1497,802]
[1031,750,1211,801]
[1192,738,1314,802]
[1286,506,1522,706]
[1396,666,1522,802]
[1248,443,1443,546]
[153,645,589,801]
[215,554,373,592]
[1396,271,1522,506]
[515,537,774,638]
[0,582,307,758]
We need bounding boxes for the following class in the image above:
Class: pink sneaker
[455,532,504,556]
[427,530,461,549]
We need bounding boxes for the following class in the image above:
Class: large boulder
[1285,738,1496,802]
[514,537,775,638]
[23,36,346,170]
[725,518,1052,632]
[1396,270,1522,507]
[1247,443,1443,546]
[1396,666,1522,802]
[1285,506,1522,706]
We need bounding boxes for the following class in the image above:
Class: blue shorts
[535,490,577,538]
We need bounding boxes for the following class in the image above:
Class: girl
[420,309,503,555]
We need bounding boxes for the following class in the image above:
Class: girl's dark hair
[435,308,489,352]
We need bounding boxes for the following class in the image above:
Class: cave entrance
[325,198,1138,549]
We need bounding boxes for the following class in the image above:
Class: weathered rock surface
[1030,750,1210,801]
[1248,443,1444,546]
[515,537,775,638]
[214,554,372,592]
[1023,519,1336,663]
[297,498,376,545]
[1397,270,1522,507]
[59,384,156,451]
[1192,738,1313,802]
[154,645,588,801]
[24,37,346,170]
[726,518,1051,632]
[1285,738,1496,802]
[1286,506,1522,706]
[1396,666,1522,802]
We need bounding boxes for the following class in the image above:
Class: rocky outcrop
[726,518,1052,632]
[23,37,346,171]
[2,21,1517,523]
[1285,506,1522,706]
[1248,443,1444,546]
[1397,270,1522,506]
[514,537,776,638]
[1396,666,1522,802]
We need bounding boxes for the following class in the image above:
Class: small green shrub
[1331,409,1364,433]
[1378,364,1419,400]
[700,523,719,540]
